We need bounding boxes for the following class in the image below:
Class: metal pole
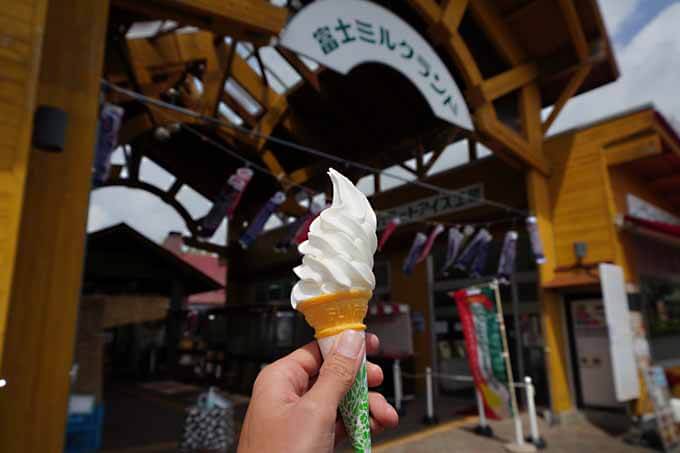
[474,387,494,437]
[492,281,534,452]
[424,367,437,424]
[477,388,488,428]
[511,274,526,407]
[525,376,546,449]
[393,359,403,414]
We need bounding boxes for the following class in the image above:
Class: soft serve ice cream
[291,168,377,308]
[290,168,378,452]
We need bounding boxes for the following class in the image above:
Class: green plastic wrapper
[319,332,371,452]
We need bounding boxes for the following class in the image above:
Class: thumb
[304,329,365,410]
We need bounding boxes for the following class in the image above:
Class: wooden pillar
[0,0,110,451]
[526,169,574,415]
[0,0,50,366]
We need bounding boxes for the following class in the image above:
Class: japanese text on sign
[312,18,460,116]
[376,184,484,230]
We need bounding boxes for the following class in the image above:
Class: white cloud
[549,2,680,134]
[598,0,641,38]
[88,187,189,243]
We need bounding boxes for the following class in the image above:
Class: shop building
[0,0,630,450]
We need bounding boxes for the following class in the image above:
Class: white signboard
[279,0,474,130]
[376,183,483,230]
[599,263,640,402]
[627,193,680,225]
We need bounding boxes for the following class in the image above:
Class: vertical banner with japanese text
[453,287,511,419]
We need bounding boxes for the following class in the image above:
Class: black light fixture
[33,105,68,152]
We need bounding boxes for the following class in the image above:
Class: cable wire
[101,79,528,217]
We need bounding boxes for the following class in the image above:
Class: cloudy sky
[88,0,680,244]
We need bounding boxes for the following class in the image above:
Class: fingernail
[336,330,363,359]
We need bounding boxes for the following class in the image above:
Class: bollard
[393,360,404,415]
[525,377,547,449]
[474,388,494,437]
[423,367,438,425]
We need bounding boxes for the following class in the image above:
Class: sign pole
[492,280,536,453]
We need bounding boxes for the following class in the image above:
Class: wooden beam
[0,0,110,451]
[519,83,543,153]
[542,64,591,134]
[605,132,662,166]
[227,47,284,109]
[476,105,550,173]
[428,0,469,42]
[444,32,484,86]
[441,0,469,29]
[0,0,49,369]
[655,123,680,157]
[468,0,527,65]
[277,46,322,92]
[407,0,440,25]
[466,62,539,108]
[289,164,322,185]
[558,0,589,61]
[113,0,288,44]
[525,169,574,415]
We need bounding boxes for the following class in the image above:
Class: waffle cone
[297,289,372,339]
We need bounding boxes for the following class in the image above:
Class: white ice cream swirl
[291,168,377,308]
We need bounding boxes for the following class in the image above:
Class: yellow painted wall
[544,133,618,269]
[543,109,660,275]
[0,0,49,367]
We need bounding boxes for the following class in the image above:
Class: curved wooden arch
[95,178,201,238]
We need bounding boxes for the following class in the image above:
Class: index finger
[282,340,324,378]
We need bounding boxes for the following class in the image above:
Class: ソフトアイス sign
[279,0,473,131]
[376,184,484,230]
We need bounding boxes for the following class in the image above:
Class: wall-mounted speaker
[33,105,68,152]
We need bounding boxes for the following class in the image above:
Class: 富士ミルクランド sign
[279,0,474,131]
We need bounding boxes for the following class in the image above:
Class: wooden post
[525,169,574,415]
[0,0,111,451]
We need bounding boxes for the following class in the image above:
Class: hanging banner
[440,227,463,275]
[280,0,473,131]
[198,167,254,238]
[497,231,518,284]
[417,224,444,263]
[453,288,511,420]
[378,217,401,251]
[239,192,286,249]
[469,236,490,278]
[454,228,491,273]
[403,232,426,275]
[526,216,546,264]
[92,103,124,187]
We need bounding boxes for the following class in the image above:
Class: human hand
[237,331,399,452]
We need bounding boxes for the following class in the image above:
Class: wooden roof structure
[100,0,618,251]
[84,223,223,295]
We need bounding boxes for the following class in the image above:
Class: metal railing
[392,359,546,449]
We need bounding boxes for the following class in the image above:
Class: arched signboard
[279,0,473,131]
